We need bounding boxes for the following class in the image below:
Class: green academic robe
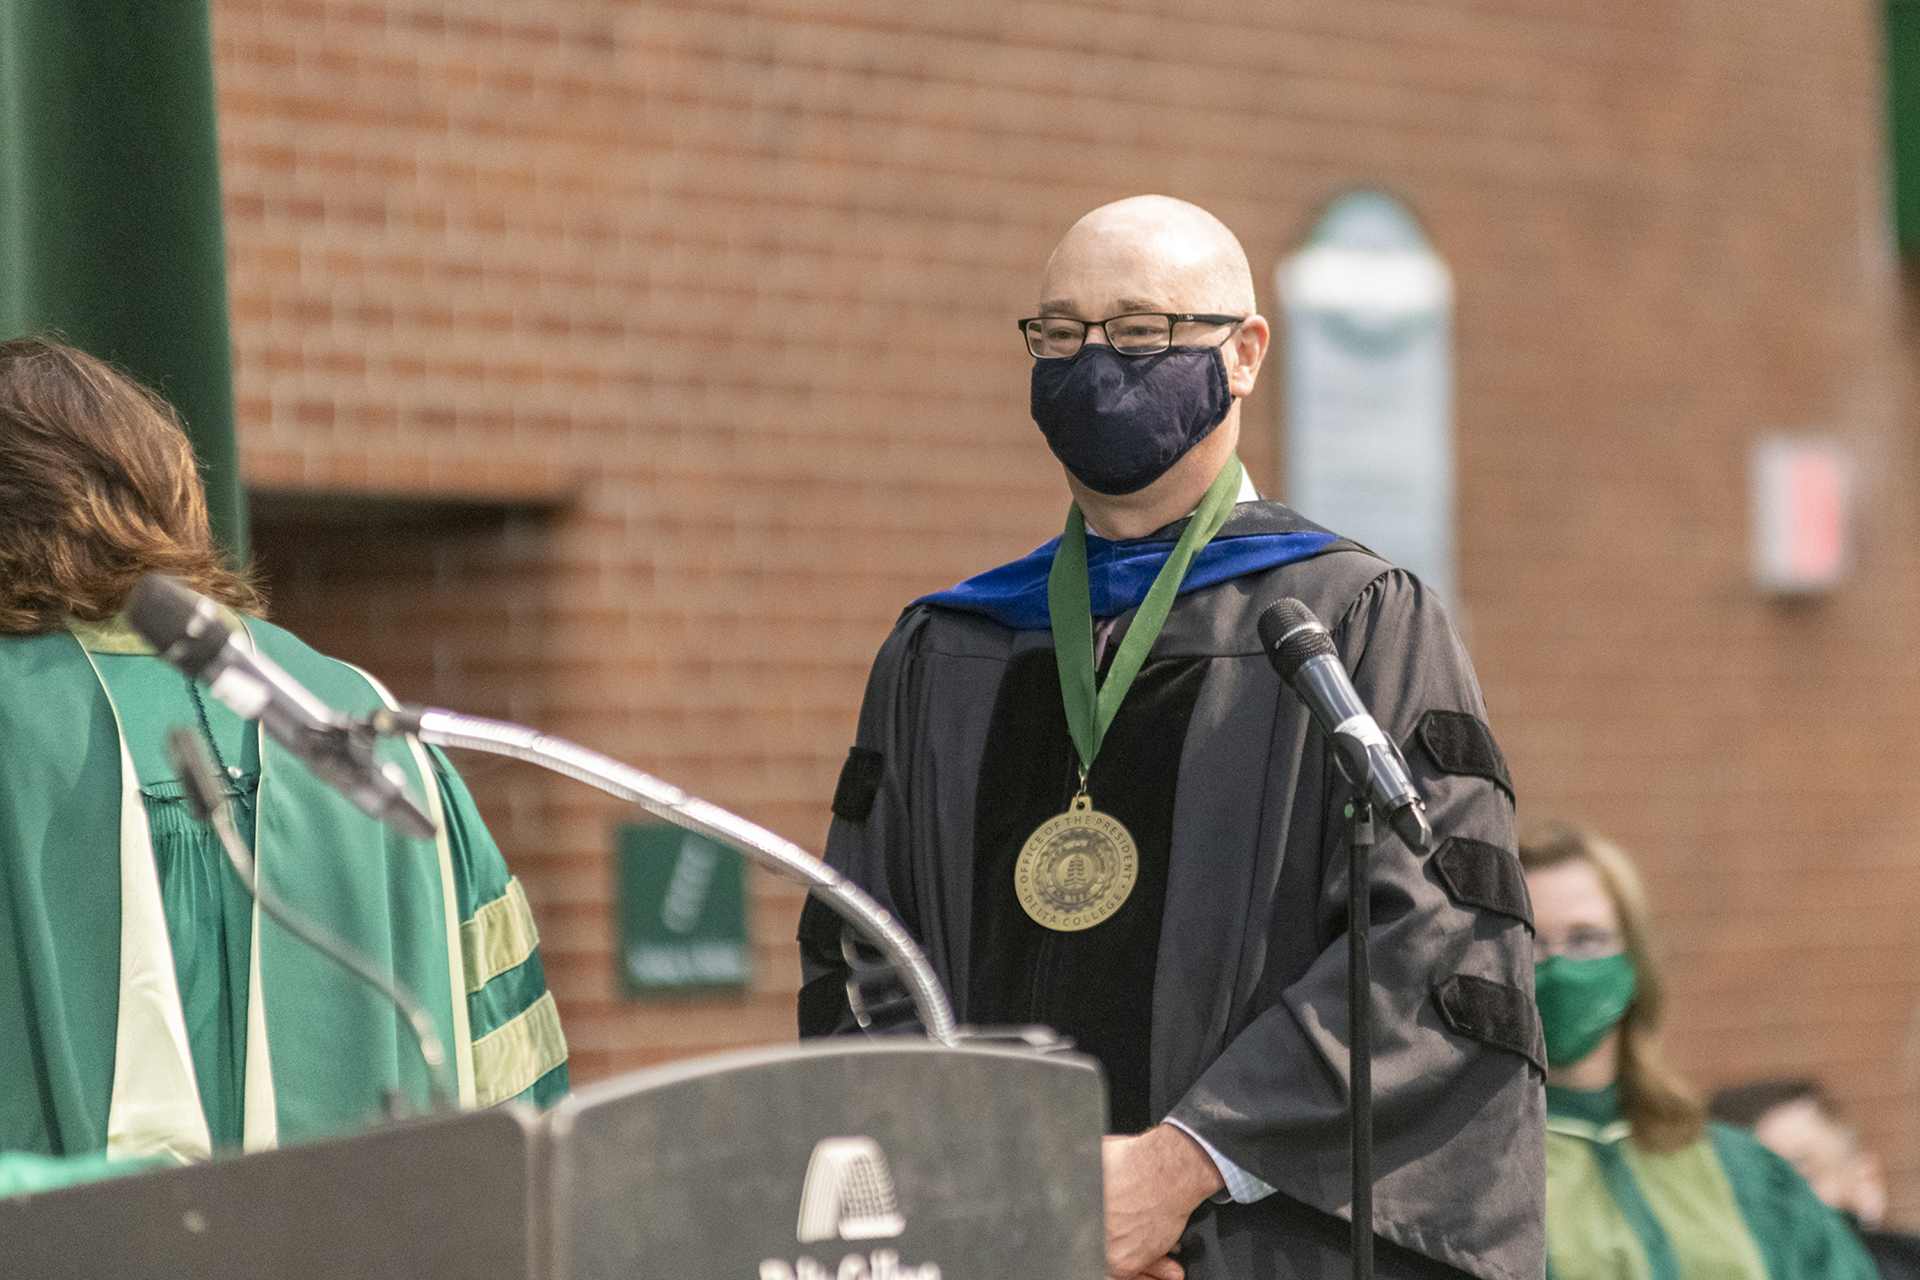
[1545,1086,1876,1280]
[0,614,566,1186]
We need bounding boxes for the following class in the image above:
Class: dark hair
[0,337,263,635]
[1708,1078,1829,1129]
[1519,820,1707,1154]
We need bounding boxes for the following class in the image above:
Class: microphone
[125,573,437,840]
[1257,598,1432,851]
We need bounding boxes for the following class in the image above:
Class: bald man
[801,197,1542,1280]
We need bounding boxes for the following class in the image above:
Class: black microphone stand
[1347,798,1374,1280]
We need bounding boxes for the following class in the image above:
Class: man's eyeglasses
[1018,312,1245,359]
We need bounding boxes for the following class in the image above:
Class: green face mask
[1533,952,1636,1068]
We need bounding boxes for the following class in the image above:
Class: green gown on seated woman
[0,614,567,1192]
[1546,1085,1876,1280]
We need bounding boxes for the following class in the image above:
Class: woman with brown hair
[0,337,566,1192]
[1524,822,1871,1280]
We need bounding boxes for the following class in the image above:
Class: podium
[0,1039,1106,1280]
[0,1102,543,1279]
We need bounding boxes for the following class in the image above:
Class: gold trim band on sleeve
[68,615,155,655]
[471,990,568,1107]
[462,877,541,995]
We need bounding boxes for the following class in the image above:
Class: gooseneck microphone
[1257,597,1432,851]
[125,573,437,840]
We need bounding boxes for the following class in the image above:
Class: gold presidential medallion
[1023,458,1244,934]
[1015,789,1139,932]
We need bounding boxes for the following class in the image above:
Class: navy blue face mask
[1030,344,1235,496]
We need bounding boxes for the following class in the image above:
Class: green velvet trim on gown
[91,653,259,1152]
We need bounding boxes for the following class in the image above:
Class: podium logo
[796,1137,906,1242]
[758,1250,937,1280]
[761,1139,938,1280]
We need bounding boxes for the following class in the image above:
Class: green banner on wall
[616,824,750,998]
[0,0,246,558]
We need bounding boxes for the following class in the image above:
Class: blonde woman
[1523,823,1872,1280]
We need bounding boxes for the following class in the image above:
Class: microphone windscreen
[126,572,229,677]
[1258,597,1336,681]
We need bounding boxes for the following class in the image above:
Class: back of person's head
[1709,1077,1887,1226]
[1520,820,1706,1153]
[0,336,262,635]
[1709,1077,1827,1128]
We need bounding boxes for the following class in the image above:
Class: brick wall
[212,0,1920,1217]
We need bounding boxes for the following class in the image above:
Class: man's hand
[1102,1123,1228,1280]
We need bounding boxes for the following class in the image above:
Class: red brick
[214,0,1920,1222]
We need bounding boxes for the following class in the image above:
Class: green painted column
[0,0,247,558]
[1890,0,1920,252]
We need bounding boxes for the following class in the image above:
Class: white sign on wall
[1751,435,1851,594]
[1279,192,1455,604]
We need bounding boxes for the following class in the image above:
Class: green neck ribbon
[1048,454,1245,780]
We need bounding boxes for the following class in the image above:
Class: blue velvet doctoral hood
[917,503,1343,631]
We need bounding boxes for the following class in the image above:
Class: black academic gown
[801,502,1546,1280]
